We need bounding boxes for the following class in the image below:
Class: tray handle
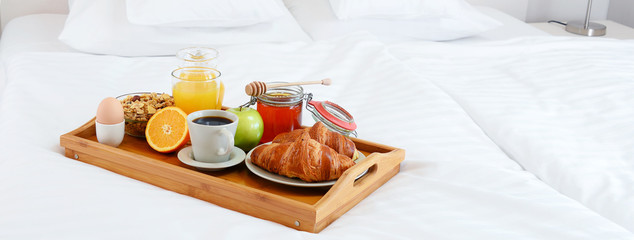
[314,148,405,219]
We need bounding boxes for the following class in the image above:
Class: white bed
[388,36,634,233]
[1,1,633,239]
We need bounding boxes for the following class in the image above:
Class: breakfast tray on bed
[60,118,405,233]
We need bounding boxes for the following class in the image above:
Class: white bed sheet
[389,37,634,233]
[0,28,633,239]
[449,6,548,43]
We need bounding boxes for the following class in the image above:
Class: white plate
[178,146,246,171]
[245,143,367,187]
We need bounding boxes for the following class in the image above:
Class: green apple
[227,106,264,152]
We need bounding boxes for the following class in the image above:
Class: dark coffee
[193,116,233,126]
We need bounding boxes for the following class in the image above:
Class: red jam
[256,86,304,143]
[257,100,302,143]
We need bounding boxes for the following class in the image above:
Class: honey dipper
[245,79,332,96]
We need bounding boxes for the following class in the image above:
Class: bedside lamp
[565,0,606,36]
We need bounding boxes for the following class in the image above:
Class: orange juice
[171,67,224,114]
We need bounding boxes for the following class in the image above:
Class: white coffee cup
[187,110,239,163]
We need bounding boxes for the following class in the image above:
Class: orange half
[145,107,189,153]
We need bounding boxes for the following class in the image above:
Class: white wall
[607,0,634,28]
[526,0,610,23]
[468,0,612,24]
[467,0,529,21]
[1,0,68,30]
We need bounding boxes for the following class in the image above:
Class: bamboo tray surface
[61,118,405,233]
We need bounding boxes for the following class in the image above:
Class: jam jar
[256,83,304,143]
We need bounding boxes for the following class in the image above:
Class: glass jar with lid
[256,83,304,143]
[247,81,358,142]
[172,47,223,114]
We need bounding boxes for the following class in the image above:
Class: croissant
[273,122,357,159]
[250,131,355,182]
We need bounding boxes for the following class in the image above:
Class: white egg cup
[95,121,125,147]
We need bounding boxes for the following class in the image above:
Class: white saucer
[177,146,246,171]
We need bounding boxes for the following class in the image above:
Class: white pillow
[126,0,286,28]
[59,0,311,56]
[284,0,501,42]
[329,0,426,20]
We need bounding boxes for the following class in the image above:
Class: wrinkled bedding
[389,37,634,232]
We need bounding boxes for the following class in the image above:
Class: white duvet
[0,33,632,239]
[390,37,634,233]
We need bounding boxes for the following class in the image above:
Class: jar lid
[307,100,356,131]
[177,47,219,63]
[257,83,304,106]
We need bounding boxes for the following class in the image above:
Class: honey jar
[256,83,304,143]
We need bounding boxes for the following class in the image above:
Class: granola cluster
[119,93,175,137]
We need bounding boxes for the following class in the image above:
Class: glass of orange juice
[171,67,224,114]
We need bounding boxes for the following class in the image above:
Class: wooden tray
[60,118,405,233]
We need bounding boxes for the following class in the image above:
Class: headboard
[0,0,529,30]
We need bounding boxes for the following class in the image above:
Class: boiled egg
[96,97,124,125]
